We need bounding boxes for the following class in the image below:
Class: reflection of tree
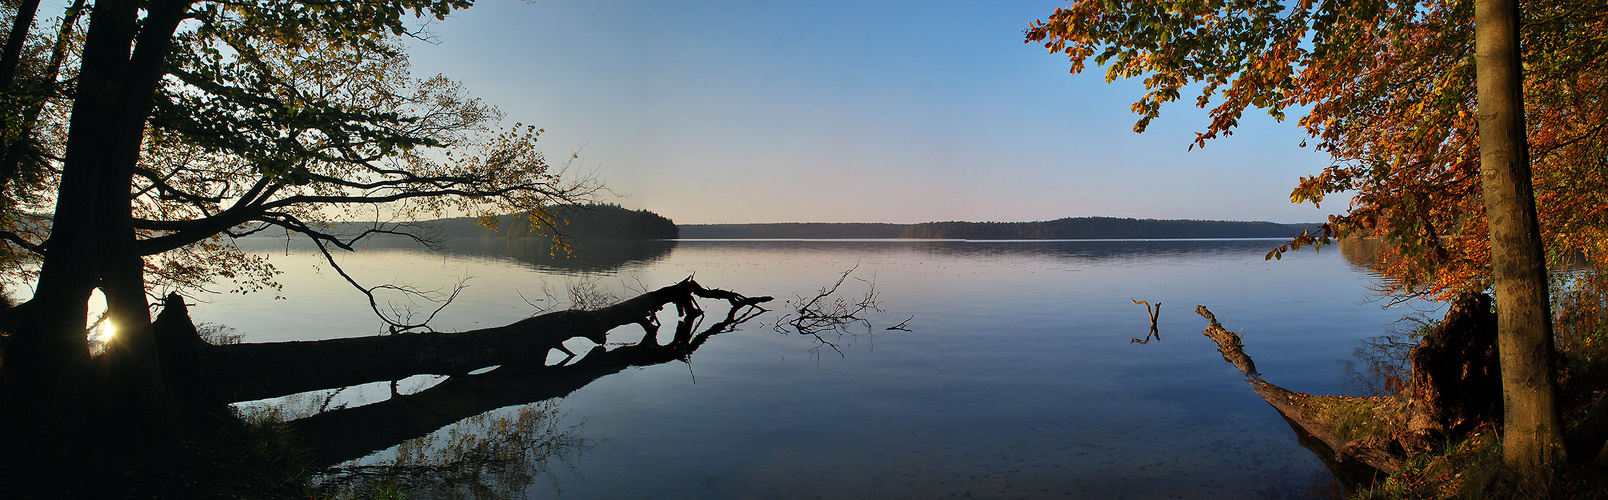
[447,237,677,274]
[1337,237,1387,274]
[288,297,768,468]
[679,238,1295,265]
[316,401,589,499]
[1340,316,1431,397]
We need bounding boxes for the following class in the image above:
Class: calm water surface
[195,238,1424,499]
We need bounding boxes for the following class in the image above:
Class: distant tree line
[682,217,1316,240]
[677,223,907,239]
[432,203,678,240]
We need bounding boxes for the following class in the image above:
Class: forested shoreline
[422,203,678,240]
[681,217,1316,240]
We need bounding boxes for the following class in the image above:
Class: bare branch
[773,265,889,357]
[0,229,45,255]
[307,235,466,334]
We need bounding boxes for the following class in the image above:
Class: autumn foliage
[1026,0,1608,301]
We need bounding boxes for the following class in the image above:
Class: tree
[0,2,785,495]
[0,4,781,494]
[1474,0,1566,470]
[1025,0,1603,470]
[0,0,599,409]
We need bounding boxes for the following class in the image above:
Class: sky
[402,0,1344,225]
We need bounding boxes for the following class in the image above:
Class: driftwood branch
[885,316,913,332]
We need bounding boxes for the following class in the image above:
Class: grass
[1352,428,1608,500]
[1311,395,1395,445]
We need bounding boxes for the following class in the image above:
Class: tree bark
[154,278,770,404]
[1474,0,1567,469]
[0,0,41,87]
[1,0,192,399]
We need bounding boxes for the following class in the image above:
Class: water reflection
[200,237,1410,498]
[1281,414,1380,497]
[1130,299,1161,344]
[238,235,677,275]
[442,237,676,274]
[316,401,590,499]
[292,301,764,493]
[1337,237,1387,274]
[677,238,1292,263]
[773,265,888,357]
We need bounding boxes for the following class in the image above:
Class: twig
[885,315,914,331]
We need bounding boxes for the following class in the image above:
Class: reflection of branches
[565,277,619,311]
[1341,314,1430,396]
[516,276,640,316]
[774,265,887,357]
[315,401,591,499]
[1130,299,1161,344]
[313,302,773,496]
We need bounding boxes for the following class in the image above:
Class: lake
[194,237,1427,499]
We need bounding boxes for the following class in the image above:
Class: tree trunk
[1474,0,1567,470]
[152,278,770,404]
[0,0,41,87]
[0,0,191,401]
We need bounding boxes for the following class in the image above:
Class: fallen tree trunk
[1194,294,1505,479]
[1196,305,1405,475]
[152,278,770,403]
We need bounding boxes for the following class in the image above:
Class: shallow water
[194,238,1425,499]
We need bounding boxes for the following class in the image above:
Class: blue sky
[404,0,1342,225]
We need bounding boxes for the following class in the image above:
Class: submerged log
[151,278,770,403]
[1195,293,1504,480]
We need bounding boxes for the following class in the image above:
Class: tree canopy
[1,1,591,299]
[1027,0,1607,300]
[0,0,602,401]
